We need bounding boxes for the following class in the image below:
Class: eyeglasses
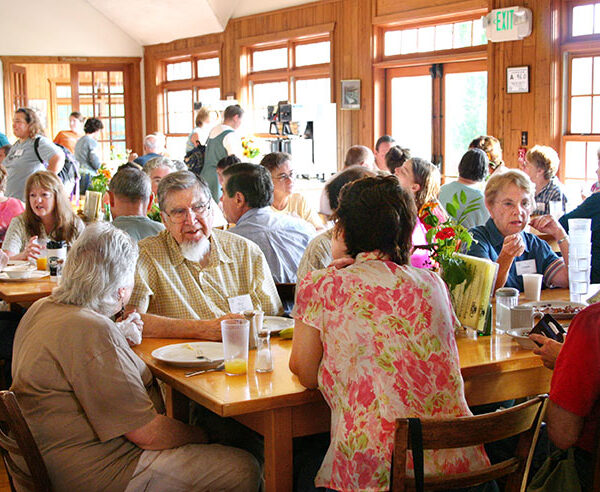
[275,172,294,181]
[164,199,211,223]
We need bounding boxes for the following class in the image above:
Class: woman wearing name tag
[467,169,570,292]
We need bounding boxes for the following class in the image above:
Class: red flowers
[436,227,456,241]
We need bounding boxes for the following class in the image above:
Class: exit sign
[483,7,532,42]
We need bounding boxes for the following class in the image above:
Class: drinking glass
[221,319,249,376]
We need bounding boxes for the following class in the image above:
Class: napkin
[116,312,143,346]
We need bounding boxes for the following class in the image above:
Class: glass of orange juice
[221,319,249,376]
[36,255,48,271]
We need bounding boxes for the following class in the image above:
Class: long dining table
[131,288,583,491]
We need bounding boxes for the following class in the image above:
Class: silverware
[184,362,225,377]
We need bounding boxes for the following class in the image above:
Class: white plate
[151,342,224,368]
[0,271,50,282]
[522,301,586,319]
[5,260,30,268]
[507,328,538,350]
[263,316,294,334]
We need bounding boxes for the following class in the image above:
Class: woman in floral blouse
[289,175,490,492]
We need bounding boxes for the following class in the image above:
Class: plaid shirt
[534,176,568,215]
[130,228,283,319]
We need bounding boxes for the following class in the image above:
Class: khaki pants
[124,443,260,492]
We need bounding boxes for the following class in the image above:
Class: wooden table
[132,289,576,491]
[0,276,56,306]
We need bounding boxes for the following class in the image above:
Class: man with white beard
[128,171,283,339]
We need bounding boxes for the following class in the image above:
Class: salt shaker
[255,330,273,373]
[495,287,519,333]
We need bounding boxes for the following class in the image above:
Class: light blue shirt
[438,181,489,229]
[229,207,316,283]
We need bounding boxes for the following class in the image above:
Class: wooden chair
[391,396,547,492]
[0,391,51,492]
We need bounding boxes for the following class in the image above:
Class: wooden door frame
[1,56,142,153]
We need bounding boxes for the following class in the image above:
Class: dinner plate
[0,271,50,282]
[263,316,294,334]
[5,260,30,268]
[151,342,224,368]
[521,301,587,319]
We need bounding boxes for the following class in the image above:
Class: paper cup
[522,273,543,301]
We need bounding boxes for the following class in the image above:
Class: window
[247,36,331,109]
[54,83,72,133]
[384,19,486,57]
[563,53,600,196]
[380,13,487,180]
[572,2,600,37]
[76,70,127,161]
[158,53,222,159]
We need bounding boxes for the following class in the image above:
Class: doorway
[386,59,487,180]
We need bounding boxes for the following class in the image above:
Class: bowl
[3,265,35,279]
[506,328,537,350]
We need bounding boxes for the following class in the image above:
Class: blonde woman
[186,107,213,153]
[3,171,84,261]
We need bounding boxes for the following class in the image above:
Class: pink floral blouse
[292,252,490,492]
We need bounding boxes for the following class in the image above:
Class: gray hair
[52,223,138,316]
[143,133,165,153]
[109,167,152,202]
[484,169,535,207]
[172,159,187,171]
[144,156,176,175]
[157,170,211,212]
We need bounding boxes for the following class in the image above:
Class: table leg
[164,386,189,422]
[262,407,293,492]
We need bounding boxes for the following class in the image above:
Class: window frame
[564,0,600,44]
[245,34,332,106]
[157,48,222,143]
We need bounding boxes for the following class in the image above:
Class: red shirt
[550,303,600,453]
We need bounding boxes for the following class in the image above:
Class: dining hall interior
[0,0,599,491]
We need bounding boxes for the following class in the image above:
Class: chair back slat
[0,391,52,492]
[391,396,547,492]
[418,398,543,449]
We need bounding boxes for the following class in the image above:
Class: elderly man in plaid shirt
[127,170,283,340]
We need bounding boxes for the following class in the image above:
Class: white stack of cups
[568,218,592,303]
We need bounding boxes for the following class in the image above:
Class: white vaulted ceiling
[84,0,321,45]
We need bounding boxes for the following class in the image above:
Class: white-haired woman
[468,169,569,292]
[10,223,259,491]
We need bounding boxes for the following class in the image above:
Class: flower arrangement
[420,191,479,291]
[241,137,260,160]
[88,165,112,195]
[148,201,162,223]
[109,145,130,163]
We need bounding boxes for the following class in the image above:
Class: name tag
[228,294,253,313]
[13,149,23,157]
[516,259,536,276]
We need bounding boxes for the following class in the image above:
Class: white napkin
[116,312,143,346]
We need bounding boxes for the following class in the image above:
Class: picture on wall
[341,79,361,110]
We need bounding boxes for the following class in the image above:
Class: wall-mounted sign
[482,7,532,42]
[507,66,529,94]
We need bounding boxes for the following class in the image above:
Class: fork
[184,363,225,377]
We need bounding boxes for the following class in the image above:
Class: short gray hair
[109,167,151,202]
[157,170,211,212]
[144,156,176,175]
[52,223,138,316]
[143,133,165,153]
[485,169,535,206]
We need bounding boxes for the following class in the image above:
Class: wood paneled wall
[144,0,562,170]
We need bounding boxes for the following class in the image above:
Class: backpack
[34,137,80,195]
[184,142,206,178]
